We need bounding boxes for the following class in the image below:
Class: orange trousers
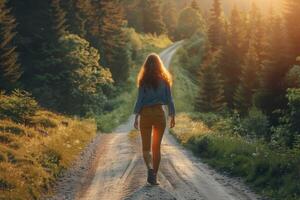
[139,104,166,173]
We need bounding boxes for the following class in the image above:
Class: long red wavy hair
[137,53,172,89]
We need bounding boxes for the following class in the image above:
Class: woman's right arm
[166,84,175,117]
[166,84,176,128]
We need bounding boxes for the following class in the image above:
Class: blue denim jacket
[133,80,175,116]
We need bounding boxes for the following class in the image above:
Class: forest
[170,0,300,199]
[0,0,299,199]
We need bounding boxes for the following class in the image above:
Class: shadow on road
[124,184,176,200]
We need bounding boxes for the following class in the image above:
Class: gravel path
[44,42,263,200]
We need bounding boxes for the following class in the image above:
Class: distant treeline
[174,0,282,15]
[173,0,300,149]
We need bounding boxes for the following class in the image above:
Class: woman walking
[133,53,176,185]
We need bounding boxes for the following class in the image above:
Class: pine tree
[284,0,300,64]
[175,7,205,40]
[62,0,97,39]
[8,0,67,85]
[246,3,267,65]
[123,0,144,33]
[8,0,70,106]
[219,5,244,108]
[97,0,131,84]
[254,15,290,122]
[141,0,166,35]
[0,0,21,90]
[62,0,86,37]
[207,0,225,50]
[51,0,67,39]
[195,50,226,113]
[191,0,201,13]
[162,0,177,40]
[234,44,260,115]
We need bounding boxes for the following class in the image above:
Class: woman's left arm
[133,86,144,129]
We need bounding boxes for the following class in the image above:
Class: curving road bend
[46,42,262,200]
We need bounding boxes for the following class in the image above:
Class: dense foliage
[170,0,300,199]
[175,7,205,40]
[0,0,146,117]
[182,0,300,148]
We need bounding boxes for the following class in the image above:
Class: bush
[241,107,270,140]
[31,116,57,128]
[285,65,300,88]
[0,178,15,190]
[190,112,221,128]
[271,88,300,148]
[175,7,206,40]
[39,149,62,176]
[287,88,300,133]
[0,125,25,136]
[189,135,213,157]
[0,90,39,123]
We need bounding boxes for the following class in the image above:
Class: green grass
[169,49,198,113]
[0,110,96,200]
[96,89,136,132]
[171,113,300,200]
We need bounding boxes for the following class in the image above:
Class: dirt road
[46,42,261,200]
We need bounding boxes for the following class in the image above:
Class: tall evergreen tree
[122,0,144,33]
[248,3,267,65]
[162,0,177,40]
[62,0,86,37]
[207,0,225,50]
[254,15,290,122]
[234,44,260,115]
[62,0,97,40]
[195,50,226,113]
[0,0,21,90]
[141,0,166,35]
[8,0,67,89]
[219,5,244,108]
[51,0,67,39]
[175,7,205,40]
[7,0,75,113]
[191,0,201,13]
[284,0,300,64]
[97,0,131,84]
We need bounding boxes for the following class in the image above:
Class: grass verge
[169,49,198,113]
[170,113,300,200]
[0,110,96,200]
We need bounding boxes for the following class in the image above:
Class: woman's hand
[169,115,175,128]
[134,114,139,130]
